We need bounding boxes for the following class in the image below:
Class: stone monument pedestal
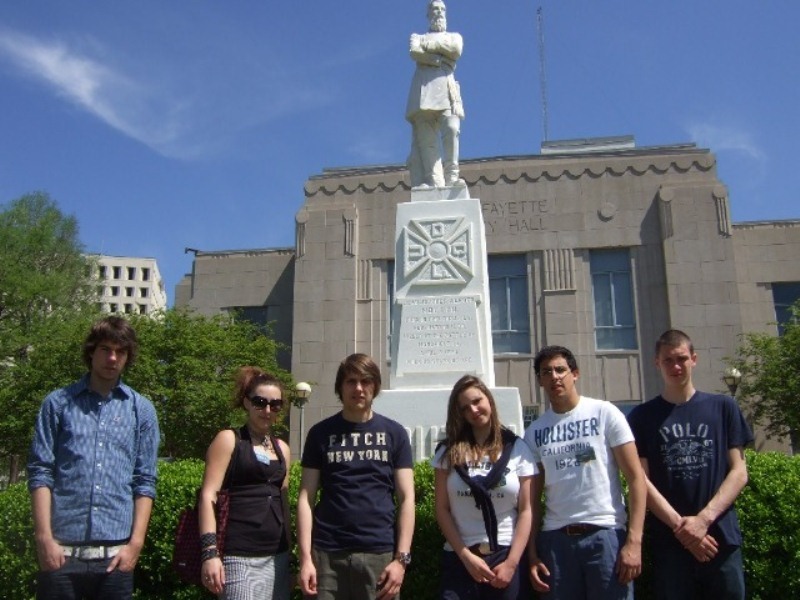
[390,186,495,388]
[379,387,524,462]
[378,185,523,459]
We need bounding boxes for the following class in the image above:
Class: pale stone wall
[176,145,800,456]
[92,254,167,316]
[177,248,295,370]
[732,220,800,335]
[730,220,800,451]
[289,146,741,455]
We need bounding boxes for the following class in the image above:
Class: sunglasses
[249,396,284,412]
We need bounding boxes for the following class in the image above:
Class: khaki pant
[311,548,397,600]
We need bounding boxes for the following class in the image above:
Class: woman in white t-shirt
[431,375,535,600]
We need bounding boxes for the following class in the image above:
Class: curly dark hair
[82,316,138,370]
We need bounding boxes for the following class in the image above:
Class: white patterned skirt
[221,552,290,600]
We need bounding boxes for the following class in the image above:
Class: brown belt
[559,523,608,536]
[468,543,510,557]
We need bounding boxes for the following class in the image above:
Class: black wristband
[201,547,219,562]
[199,532,217,549]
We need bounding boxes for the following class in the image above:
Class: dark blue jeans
[440,547,530,600]
[536,528,633,600]
[36,557,133,600]
[650,535,744,600]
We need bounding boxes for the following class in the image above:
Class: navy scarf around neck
[452,428,518,551]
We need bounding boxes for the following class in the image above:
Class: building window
[488,254,530,354]
[110,303,118,313]
[772,282,800,334]
[142,267,150,281]
[98,265,107,279]
[124,303,133,314]
[113,266,122,279]
[127,267,136,280]
[523,405,539,429]
[590,249,637,350]
[138,304,148,315]
[110,286,120,297]
[125,287,134,297]
[140,287,149,298]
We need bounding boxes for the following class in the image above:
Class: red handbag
[172,489,231,584]
[172,429,239,585]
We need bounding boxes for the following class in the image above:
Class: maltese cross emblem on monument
[403,217,473,284]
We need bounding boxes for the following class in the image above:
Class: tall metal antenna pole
[536,6,550,143]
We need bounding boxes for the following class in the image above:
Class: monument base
[378,387,524,462]
[391,195,495,389]
[410,184,470,202]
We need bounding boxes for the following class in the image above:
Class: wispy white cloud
[684,119,769,208]
[0,29,196,155]
[0,27,332,160]
[685,120,766,165]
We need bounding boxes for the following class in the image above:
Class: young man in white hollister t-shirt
[523,346,646,600]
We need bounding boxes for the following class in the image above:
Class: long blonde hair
[443,375,503,468]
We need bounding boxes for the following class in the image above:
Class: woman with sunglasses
[432,375,535,600]
[199,367,291,599]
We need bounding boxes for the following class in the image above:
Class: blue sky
[1,1,797,305]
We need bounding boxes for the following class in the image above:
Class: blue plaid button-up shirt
[27,375,160,544]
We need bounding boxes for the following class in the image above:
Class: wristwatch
[394,551,412,568]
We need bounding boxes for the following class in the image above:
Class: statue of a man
[406,0,465,189]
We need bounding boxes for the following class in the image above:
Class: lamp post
[294,382,312,455]
[723,367,742,398]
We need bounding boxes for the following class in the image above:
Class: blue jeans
[651,535,744,600]
[537,528,632,600]
[440,547,530,600]
[36,557,133,600]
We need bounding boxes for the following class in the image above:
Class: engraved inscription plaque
[395,295,482,376]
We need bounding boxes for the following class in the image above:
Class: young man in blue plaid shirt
[27,316,160,600]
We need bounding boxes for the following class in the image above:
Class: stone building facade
[176,138,800,455]
[92,255,167,316]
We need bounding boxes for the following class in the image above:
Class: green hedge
[1,450,798,599]
[738,451,800,599]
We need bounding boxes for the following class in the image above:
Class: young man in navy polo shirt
[628,329,752,599]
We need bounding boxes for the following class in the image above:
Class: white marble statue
[406,0,466,189]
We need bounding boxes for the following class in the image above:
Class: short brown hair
[82,316,138,370]
[334,353,382,400]
[655,329,694,356]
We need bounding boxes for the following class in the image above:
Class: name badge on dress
[254,448,271,465]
